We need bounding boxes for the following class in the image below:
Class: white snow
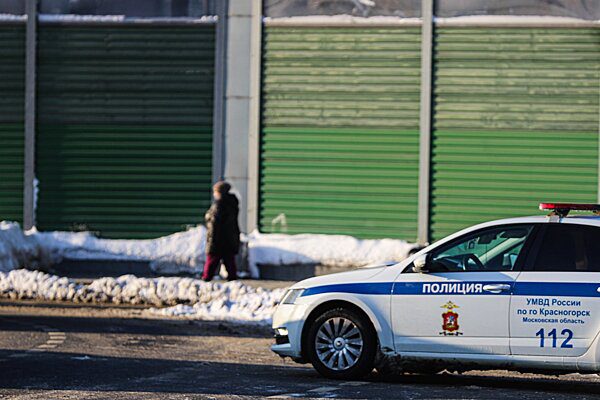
[39,14,126,22]
[247,230,415,277]
[38,14,218,24]
[0,14,26,22]
[0,222,418,323]
[434,15,599,26]
[0,222,50,273]
[358,0,376,6]
[32,225,207,275]
[32,178,39,215]
[0,269,286,325]
[149,282,285,325]
[264,14,598,26]
[263,15,422,26]
[0,221,416,278]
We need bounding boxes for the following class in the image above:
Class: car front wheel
[306,307,377,380]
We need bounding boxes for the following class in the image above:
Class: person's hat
[213,181,231,194]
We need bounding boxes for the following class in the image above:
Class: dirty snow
[0,222,417,323]
[247,230,415,277]
[0,269,285,325]
[39,14,126,22]
[38,14,218,23]
[0,221,416,278]
[32,225,207,275]
[0,222,49,273]
[434,15,599,25]
[0,14,26,22]
[358,0,376,6]
[264,14,598,26]
[149,285,284,324]
[263,15,422,25]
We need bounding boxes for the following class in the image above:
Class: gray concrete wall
[223,0,262,233]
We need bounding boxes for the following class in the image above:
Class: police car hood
[289,264,391,290]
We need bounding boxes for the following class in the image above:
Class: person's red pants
[202,253,237,281]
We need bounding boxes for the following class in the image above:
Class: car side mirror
[413,254,430,274]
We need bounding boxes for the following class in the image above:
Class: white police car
[271,203,600,379]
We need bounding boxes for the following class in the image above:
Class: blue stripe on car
[301,283,393,297]
[513,282,599,298]
[301,282,600,298]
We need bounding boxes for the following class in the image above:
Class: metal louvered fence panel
[430,27,600,241]
[260,26,421,240]
[0,25,25,224]
[36,24,215,238]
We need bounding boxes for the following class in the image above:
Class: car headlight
[281,289,304,305]
[275,327,288,336]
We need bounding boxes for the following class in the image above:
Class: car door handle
[482,284,511,294]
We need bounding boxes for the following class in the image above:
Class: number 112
[535,328,573,348]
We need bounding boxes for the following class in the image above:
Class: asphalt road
[1,302,600,399]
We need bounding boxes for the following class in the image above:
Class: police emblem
[440,301,463,336]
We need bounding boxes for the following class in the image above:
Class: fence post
[417,0,434,245]
[212,0,228,183]
[245,0,262,234]
[23,0,37,230]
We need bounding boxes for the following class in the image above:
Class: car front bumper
[271,302,310,361]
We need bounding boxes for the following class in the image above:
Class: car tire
[306,307,377,380]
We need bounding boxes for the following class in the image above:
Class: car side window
[429,225,534,272]
[532,224,600,272]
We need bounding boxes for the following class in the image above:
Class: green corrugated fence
[430,27,600,241]
[260,26,422,239]
[2,21,599,243]
[0,25,25,225]
[36,25,215,239]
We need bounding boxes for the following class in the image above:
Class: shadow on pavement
[0,314,271,338]
[375,371,600,395]
[0,350,316,396]
[0,349,598,398]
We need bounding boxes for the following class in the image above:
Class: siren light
[539,203,600,218]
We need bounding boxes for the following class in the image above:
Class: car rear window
[533,224,600,272]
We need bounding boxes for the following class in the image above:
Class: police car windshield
[430,225,534,272]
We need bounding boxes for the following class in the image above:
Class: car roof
[484,215,600,226]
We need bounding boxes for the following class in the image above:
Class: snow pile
[0,14,26,22]
[0,222,49,273]
[435,15,599,25]
[38,14,218,24]
[33,226,207,275]
[0,220,416,278]
[265,14,598,26]
[248,230,415,275]
[38,14,126,22]
[0,269,286,325]
[264,15,421,25]
[31,225,416,278]
[0,221,207,275]
[149,283,285,325]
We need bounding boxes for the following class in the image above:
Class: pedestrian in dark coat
[202,181,241,281]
